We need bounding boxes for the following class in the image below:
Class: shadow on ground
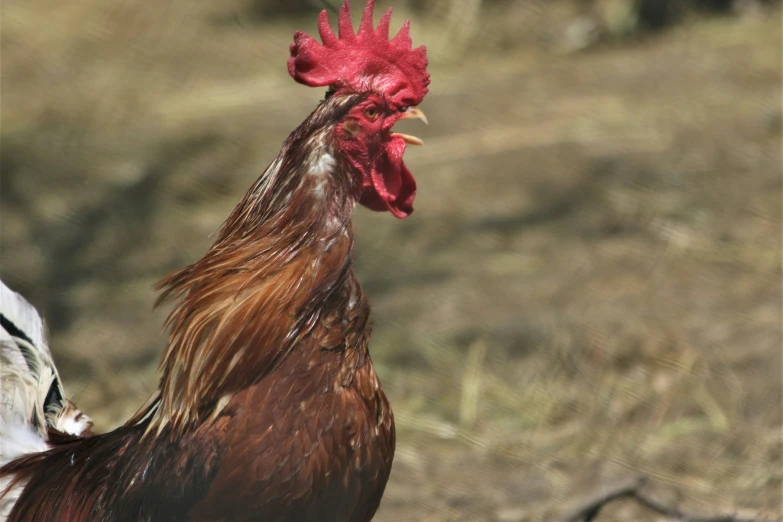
[1,1,781,520]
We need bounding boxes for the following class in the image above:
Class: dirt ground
[1,1,781,520]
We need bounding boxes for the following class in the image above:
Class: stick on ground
[555,475,782,522]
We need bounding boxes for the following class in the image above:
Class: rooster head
[288,0,430,218]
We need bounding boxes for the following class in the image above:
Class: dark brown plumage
[0,1,429,519]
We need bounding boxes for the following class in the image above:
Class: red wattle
[359,136,416,218]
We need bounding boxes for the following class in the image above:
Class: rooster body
[0,1,428,520]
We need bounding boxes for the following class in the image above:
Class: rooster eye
[398,106,408,113]
[365,107,379,120]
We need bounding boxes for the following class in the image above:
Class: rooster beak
[392,107,427,146]
[392,133,424,146]
[399,106,428,125]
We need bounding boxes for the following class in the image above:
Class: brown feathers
[151,95,364,432]
[1,92,396,521]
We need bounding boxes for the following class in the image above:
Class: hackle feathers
[147,94,365,433]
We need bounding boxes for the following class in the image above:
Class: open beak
[392,107,428,146]
[392,133,424,146]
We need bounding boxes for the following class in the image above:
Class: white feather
[0,419,48,519]
[0,280,92,517]
[0,283,47,353]
[310,152,336,198]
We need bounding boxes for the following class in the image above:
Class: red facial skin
[335,94,417,219]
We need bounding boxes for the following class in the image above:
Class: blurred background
[1,0,781,520]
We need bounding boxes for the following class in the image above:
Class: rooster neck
[0,94,395,522]
[146,95,373,433]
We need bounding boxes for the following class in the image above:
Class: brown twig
[555,475,782,522]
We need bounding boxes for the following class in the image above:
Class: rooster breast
[187,278,395,522]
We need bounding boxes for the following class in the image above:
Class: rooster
[0,0,429,519]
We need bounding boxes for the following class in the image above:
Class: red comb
[288,0,429,107]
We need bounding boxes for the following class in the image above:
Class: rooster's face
[335,93,427,219]
[287,0,429,218]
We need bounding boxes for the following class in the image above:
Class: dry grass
[1,1,781,520]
